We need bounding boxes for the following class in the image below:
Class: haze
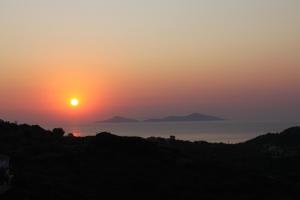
[1,0,300,125]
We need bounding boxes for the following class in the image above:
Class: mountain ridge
[144,113,224,122]
[97,113,224,123]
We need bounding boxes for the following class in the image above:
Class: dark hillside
[1,120,300,200]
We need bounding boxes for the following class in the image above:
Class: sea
[45,120,300,143]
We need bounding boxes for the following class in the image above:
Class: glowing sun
[70,98,79,107]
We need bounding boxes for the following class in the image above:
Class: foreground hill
[144,113,224,122]
[0,120,300,200]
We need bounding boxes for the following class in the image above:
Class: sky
[0,0,300,124]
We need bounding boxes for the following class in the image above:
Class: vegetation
[0,120,300,199]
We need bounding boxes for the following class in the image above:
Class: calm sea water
[45,120,300,143]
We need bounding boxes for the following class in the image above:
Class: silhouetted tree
[52,128,65,137]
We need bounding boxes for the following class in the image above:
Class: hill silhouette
[1,120,300,200]
[246,127,300,146]
[144,113,224,122]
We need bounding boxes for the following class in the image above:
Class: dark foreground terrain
[1,120,300,200]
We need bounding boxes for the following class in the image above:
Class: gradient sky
[1,0,300,124]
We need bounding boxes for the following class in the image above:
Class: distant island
[97,113,224,123]
[97,116,139,123]
[144,113,224,122]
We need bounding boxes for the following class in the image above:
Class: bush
[52,128,65,137]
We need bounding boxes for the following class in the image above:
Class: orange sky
[0,0,300,124]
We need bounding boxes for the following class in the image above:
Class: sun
[70,98,79,107]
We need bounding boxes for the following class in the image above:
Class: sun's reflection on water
[70,129,81,137]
